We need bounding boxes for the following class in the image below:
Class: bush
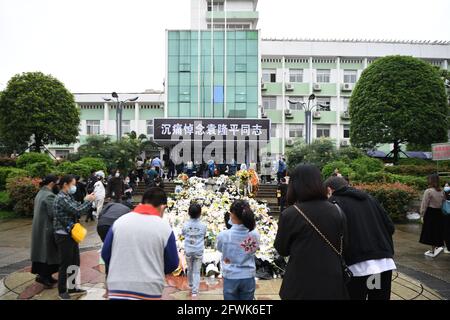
[0,167,28,190]
[6,177,40,216]
[0,191,12,210]
[385,165,438,176]
[321,161,354,179]
[353,183,417,222]
[25,161,54,178]
[352,171,427,190]
[16,152,53,169]
[75,157,107,173]
[286,138,337,170]
[397,158,431,166]
[336,147,365,163]
[56,162,91,179]
[0,157,16,167]
[351,156,384,173]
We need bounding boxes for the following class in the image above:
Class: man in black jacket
[324,176,396,300]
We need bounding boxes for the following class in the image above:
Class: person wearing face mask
[93,171,106,219]
[101,187,179,300]
[31,174,60,288]
[108,170,125,203]
[53,174,95,300]
[442,184,450,254]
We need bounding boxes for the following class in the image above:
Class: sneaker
[434,247,444,257]
[444,247,450,254]
[58,292,72,300]
[68,288,87,296]
[424,250,436,258]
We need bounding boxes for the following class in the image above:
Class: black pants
[97,225,111,243]
[168,168,175,180]
[347,270,392,300]
[55,234,80,294]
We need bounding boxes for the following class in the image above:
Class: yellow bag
[71,223,87,243]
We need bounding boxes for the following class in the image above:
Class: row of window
[207,24,252,30]
[262,69,358,84]
[270,124,350,139]
[263,96,350,111]
[86,120,154,136]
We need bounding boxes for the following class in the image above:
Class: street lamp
[103,93,139,140]
[288,94,327,145]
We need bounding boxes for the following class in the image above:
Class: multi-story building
[48,0,450,163]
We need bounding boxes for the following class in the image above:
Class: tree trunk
[32,137,43,153]
[393,140,400,165]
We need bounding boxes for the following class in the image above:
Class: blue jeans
[223,278,256,300]
[186,254,202,294]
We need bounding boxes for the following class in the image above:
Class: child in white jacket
[93,171,106,218]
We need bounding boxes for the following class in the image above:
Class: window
[207,1,224,11]
[316,97,331,111]
[316,69,330,83]
[54,150,70,159]
[122,120,131,135]
[262,69,276,83]
[289,124,304,138]
[147,120,154,135]
[86,120,100,135]
[343,70,357,83]
[262,96,277,110]
[316,125,331,138]
[343,98,350,111]
[287,97,304,110]
[271,124,277,138]
[289,69,303,83]
[343,125,350,139]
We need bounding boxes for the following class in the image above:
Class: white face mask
[69,185,77,194]
[115,173,120,178]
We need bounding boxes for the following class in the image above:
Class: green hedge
[0,191,12,210]
[353,171,427,190]
[16,152,53,168]
[6,177,40,217]
[354,183,418,222]
[75,157,107,173]
[350,157,384,173]
[25,161,54,178]
[385,165,442,176]
[56,162,91,178]
[322,161,354,179]
[0,167,28,190]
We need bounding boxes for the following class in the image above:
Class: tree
[286,138,337,170]
[0,72,80,152]
[350,56,449,163]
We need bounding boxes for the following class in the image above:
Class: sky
[1,0,449,93]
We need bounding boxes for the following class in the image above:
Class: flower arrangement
[164,175,279,269]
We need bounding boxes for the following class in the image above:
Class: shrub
[286,138,337,170]
[25,161,54,178]
[75,157,107,173]
[6,177,40,216]
[0,167,28,190]
[322,161,354,179]
[351,156,384,173]
[0,191,12,210]
[397,158,430,166]
[353,183,417,221]
[385,165,437,176]
[16,152,53,168]
[336,147,365,162]
[352,171,427,190]
[56,162,91,179]
[0,157,16,167]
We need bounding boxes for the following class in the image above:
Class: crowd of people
[28,154,450,301]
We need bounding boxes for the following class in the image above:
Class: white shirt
[94,181,106,200]
[349,258,396,277]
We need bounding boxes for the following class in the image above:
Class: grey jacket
[30,187,59,265]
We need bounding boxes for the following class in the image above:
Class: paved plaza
[0,218,449,300]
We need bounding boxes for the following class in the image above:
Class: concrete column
[134,102,140,134]
[103,103,109,135]
[336,57,341,148]
[281,56,286,156]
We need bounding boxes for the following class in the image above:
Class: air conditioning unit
[285,83,294,91]
[261,83,267,91]
[313,111,321,119]
[313,83,322,91]
[340,140,350,147]
[261,112,268,119]
[286,139,295,147]
[285,109,294,119]
[341,111,350,120]
[341,83,354,91]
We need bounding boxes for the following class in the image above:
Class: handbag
[442,200,450,216]
[70,222,87,243]
[293,204,353,284]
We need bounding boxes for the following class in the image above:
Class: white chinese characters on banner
[159,123,265,137]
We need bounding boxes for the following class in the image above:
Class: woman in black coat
[274,165,348,300]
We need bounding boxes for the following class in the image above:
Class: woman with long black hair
[31,174,60,288]
[420,174,445,257]
[274,164,348,300]
[217,200,260,300]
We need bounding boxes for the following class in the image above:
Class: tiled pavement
[0,218,449,300]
